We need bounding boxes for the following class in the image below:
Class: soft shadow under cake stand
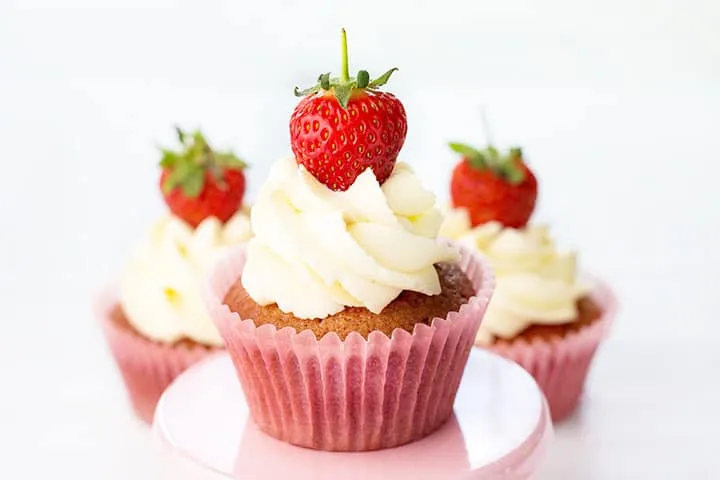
[154,348,553,479]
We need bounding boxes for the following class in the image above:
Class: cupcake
[98,127,253,424]
[204,30,495,452]
[441,140,617,421]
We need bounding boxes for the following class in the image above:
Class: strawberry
[290,29,407,191]
[159,127,248,228]
[449,143,538,229]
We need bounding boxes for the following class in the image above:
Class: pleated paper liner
[95,287,219,424]
[205,243,495,452]
[487,277,618,421]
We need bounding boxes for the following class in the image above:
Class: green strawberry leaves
[214,152,247,169]
[498,162,525,184]
[162,162,204,196]
[368,68,398,88]
[333,83,354,109]
[160,149,181,169]
[292,29,399,110]
[449,142,488,169]
[356,70,370,89]
[294,84,321,97]
[161,157,202,195]
[293,68,400,109]
[160,126,247,197]
[449,142,526,185]
[319,72,331,90]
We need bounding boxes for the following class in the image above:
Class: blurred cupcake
[98,127,253,424]
[204,30,494,451]
[441,140,617,421]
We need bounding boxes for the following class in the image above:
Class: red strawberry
[290,29,407,191]
[449,143,538,229]
[159,127,248,228]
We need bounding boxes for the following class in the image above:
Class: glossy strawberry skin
[160,168,246,228]
[289,90,407,191]
[450,158,538,228]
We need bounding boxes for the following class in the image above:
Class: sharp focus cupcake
[97,127,253,424]
[204,30,495,451]
[440,140,617,421]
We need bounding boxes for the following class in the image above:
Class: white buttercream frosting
[119,208,252,346]
[438,204,472,241]
[241,156,458,319]
[442,211,590,344]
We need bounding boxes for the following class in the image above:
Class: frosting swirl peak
[242,157,457,319]
[454,220,591,344]
[119,209,252,346]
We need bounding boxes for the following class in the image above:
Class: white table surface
[2,1,719,478]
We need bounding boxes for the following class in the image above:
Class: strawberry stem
[293,29,398,109]
[340,28,350,82]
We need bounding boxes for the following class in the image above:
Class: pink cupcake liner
[486,278,618,422]
[204,244,495,452]
[95,286,220,424]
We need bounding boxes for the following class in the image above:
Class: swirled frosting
[241,156,458,319]
[438,205,472,241]
[444,213,590,344]
[119,208,252,346]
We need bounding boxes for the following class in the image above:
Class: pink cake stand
[154,348,552,479]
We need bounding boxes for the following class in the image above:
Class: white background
[1,0,719,478]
